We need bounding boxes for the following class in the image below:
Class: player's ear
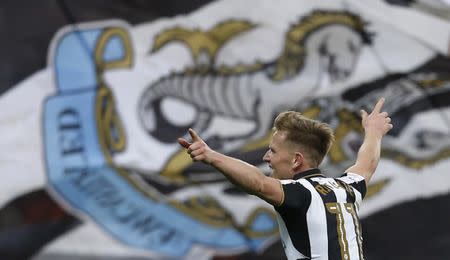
[292,152,304,170]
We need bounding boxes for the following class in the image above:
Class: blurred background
[0,0,449,259]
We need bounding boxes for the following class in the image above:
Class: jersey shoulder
[277,179,312,209]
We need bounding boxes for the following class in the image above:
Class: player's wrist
[205,149,221,165]
[363,129,384,140]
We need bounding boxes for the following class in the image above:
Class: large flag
[1,0,449,259]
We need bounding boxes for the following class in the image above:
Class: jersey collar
[292,168,324,180]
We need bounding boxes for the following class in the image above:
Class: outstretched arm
[345,97,393,185]
[178,129,284,205]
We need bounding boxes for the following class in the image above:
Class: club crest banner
[1,0,449,258]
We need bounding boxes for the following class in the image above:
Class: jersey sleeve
[275,180,311,210]
[338,172,367,199]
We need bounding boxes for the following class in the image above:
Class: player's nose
[263,150,270,162]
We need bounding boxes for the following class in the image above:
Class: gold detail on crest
[181,62,265,76]
[240,130,274,153]
[159,148,193,183]
[271,11,368,81]
[92,27,160,201]
[417,79,445,89]
[329,109,363,164]
[366,178,390,199]
[94,27,133,163]
[150,11,370,80]
[95,86,126,163]
[241,207,278,237]
[216,62,264,75]
[170,197,278,235]
[151,20,256,65]
[95,28,133,73]
[301,105,322,119]
[169,196,234,227]
[382,147,450,170]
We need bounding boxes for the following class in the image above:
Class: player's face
[263,130,295,179]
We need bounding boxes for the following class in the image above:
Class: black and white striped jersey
[274,168,366,260]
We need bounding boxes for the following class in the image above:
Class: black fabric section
[410,54,450,74]
[342,73,406,102]
[385,90,450,136]
[278,182,312,209]
[384,0,414,7]
[363,193,450,260]
[0,0,216,95]
[274,182,312,258]
[0,218,80,260]
[0,189,81,260]
[292,168,322,180]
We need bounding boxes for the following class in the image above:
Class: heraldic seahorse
[139,11,372,145]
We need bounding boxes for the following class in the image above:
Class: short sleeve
[338,172,367,199]
[275,180,311,210]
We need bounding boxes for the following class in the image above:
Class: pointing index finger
[372,97,385,114]
[188,128,201,141]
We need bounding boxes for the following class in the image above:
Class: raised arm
[178,129,284,205]
[345,98,393,185]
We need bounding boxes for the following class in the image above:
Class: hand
[361,97,393,137]
[178,128,214,163]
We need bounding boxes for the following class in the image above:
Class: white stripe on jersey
[354,185,363,211]
[299,179,329,260]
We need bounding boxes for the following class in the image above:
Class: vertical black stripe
[274,182,312,258]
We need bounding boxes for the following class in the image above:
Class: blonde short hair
[274,111,335,166]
